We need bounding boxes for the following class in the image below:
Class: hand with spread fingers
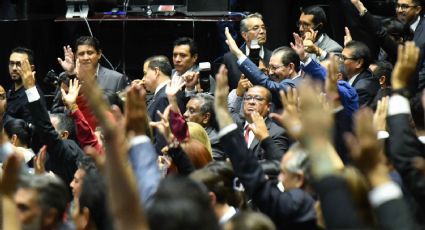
[166,77,185,112]
[392,41,420,90]
[373,96,389,131]
[17,59,36,89]
[270,88,302,140]
[290,33,307,61]
[345,108,389,187]
[224,27,245,59]
[150,106,173,144]
[248,111,269,141]
[57,45,75,75]
[61,78,81,110]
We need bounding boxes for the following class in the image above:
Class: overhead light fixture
[65,0,89,18]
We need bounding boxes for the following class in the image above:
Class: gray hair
[240,12,264,33]
[284,142,309,174]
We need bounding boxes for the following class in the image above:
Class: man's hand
[125,85,149,137]
[0,154,20,197]
[344,27,352,47]
[324,55,341,107]
[17,59,36,89]
[392,41,420,90]
[248,111,269,141]
[61,78,81,109]
[34,146,47,175]
[271,88,302,140]
[303,29,321,56]
[290,33,307,61]
[57,45,75,75]
[373,96,389,131]
[150,106,173,144]
[182,72,198,91]
[214,65,234,129]
[225,27,245,59]
[236,74,253,97]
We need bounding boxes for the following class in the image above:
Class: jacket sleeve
[70,109,103,154]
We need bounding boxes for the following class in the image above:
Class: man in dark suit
[298,5,343,62]
[214,71,317,229]
[142,55,185,153]
[342,40,380,107]
[223,13,272,90]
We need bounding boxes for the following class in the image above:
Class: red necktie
[244,125,250,145]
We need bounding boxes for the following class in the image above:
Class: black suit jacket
[27,99,84,197]
[351,69,380,107]
[220,128,317,229]
[414,15,425,91]
[223,44,272,90]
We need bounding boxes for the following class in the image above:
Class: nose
[183,110,189,119]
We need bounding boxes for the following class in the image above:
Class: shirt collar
[219,206,237,224]
[245,45,265,59]
[411,16,421,32]
[172,66,196,78]
[315,34,325,45]
[154,80,170,95]
[348,73,360,86]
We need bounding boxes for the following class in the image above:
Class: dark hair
[301,5,327,28]
[3,118,32,147]
[249,85,272,104]
[345,41,372,69]
[75,36,101,53]
[372,60,393,87]
[145,55,172,77]
[11,47,35,65]
[50,113,76,140]
[173,37,198,56]
[411,0,423,7]
[190,93,218,130]
[225,211,276,230]
[77,155,97,173]
[19,174,69,224]
[148,175,219,230]
[382,18,412,43]
[79,171,112,230]
[190,161,246,209]
[272,46,301,72]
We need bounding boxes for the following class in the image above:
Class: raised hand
[34,145,47,175]
[248,111,269,141]
[57,45,75,75]
[225,27,245,59]
[214,64,234,129]
[17,59,36,89]
[236,74,253,97]
[182,72,198,91]
[150,106,173,144]
[344,27,352,47]
[166,76,185,98]
[61,78,81,109]
[270,88,302,139]
[303,29,320,56]
[0,154,20,196]
[125,84,149,137]
[373,96,389,131]
[290,32,307,61]
[324,55,340,106]
[392,41,420,89]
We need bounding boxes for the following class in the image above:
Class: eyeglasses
[338,55,358,62]
[243,95,266,102]
[8,61,21,67]
[395,3,418,11]
[268,64,285,72]
[248,25,267,33]
[296,21,314,29]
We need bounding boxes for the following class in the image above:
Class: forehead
[15,188,38,204]
[75,168,86,179]
[342,47,353,56]
[397,0,414,4]
[270,52,283,64]
[299,13,315,23]
[246,87,268,96]
[173,44,191,55]
[187,98,202,107]
[245,17,264,27]
[76,44,97,53]
[10,52,28,61]
[143,61,150,71]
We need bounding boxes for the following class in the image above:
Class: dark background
[0,0,396,96]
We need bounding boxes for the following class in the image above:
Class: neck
[214,203,232,220]
[14,82,23,90]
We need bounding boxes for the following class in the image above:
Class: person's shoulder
[99,65,125,79]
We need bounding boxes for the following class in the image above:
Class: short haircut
[148,176,219,230]
[301,5,327,26]
[50,113,76,140]
[248,85,272,103]
[75,36,101,53]
[79,171,112,230]
[3,118,32,146]
[240,12,263,33]
[11,47,35,65]
[372,60,393,87]
[285,142,310,175]
[225,211,276,230]
[18,174,68,224]
[145,55,172,77]
[411,0,423,7]
[173,37,198,56]
[272,46,301,72]
[190,93,218,129]
[77,155,97,173]
[190,161,245,208]
[345,41,372,69]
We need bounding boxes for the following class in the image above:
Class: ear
[288,63,296,74]
[209,192,217,206]
[192,54,198,62]
[295,172,305,188]
[11,134,18,146]
[61,131,69,139]
[379,76,386,86]
[30,65,35,71]
[202,112,211,126]
[43,208,58,227]
[356,59,364,69]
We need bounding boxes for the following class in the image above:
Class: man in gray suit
[298,5,343,62]
[57,36,127,106]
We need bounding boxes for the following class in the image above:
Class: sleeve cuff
[218,123,238,138]
[377,131,389,140]
[319,50,328,60]
[368,181,402,207]
[302,57,312,66]
[25,86,40,103]
[237,55,248,65]
[388,95,410,116]
[129,135,151,147]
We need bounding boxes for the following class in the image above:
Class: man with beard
[3,47,45,125]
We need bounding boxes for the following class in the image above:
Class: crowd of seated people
[1,2,425,229]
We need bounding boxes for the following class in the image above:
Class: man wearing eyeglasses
[223,13,272,90]
[395,0,425,90]
[3,47,45,125]
[297,5,342,62]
